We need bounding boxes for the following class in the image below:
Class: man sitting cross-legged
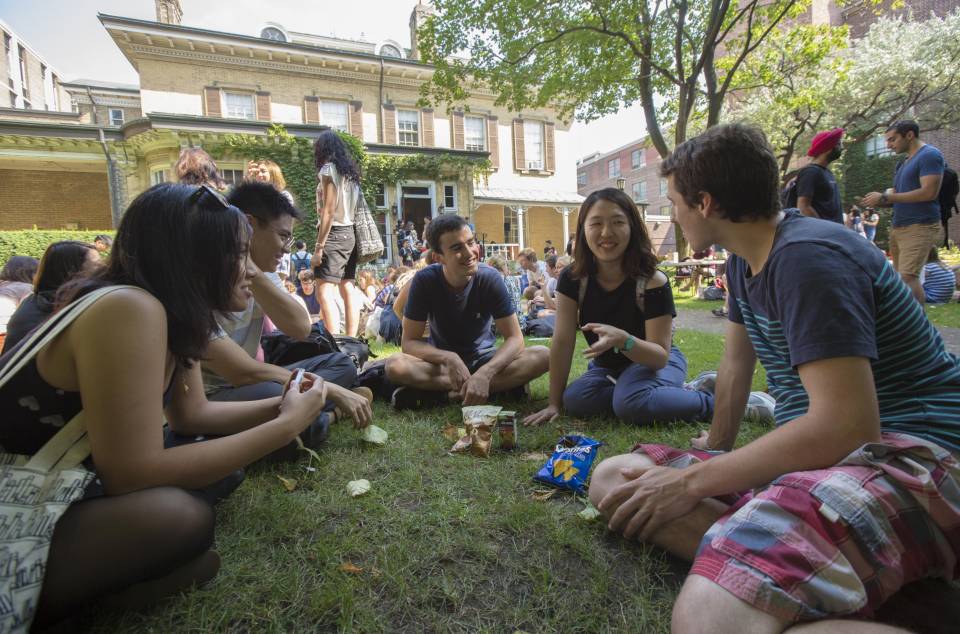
[385,215,549,409]
[589,123,960,634]
[198,181,372,450]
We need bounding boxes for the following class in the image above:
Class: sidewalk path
[675,310,960,356]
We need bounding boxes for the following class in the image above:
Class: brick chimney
[156,0,183,25]
[408,1,435,61]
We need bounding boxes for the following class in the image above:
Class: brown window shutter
[256,92,271,121]
[203,87,221,118]
[544,121,556,172]
[486,115,499,169]
[512,119,525,172]
[350,101,363,138]
[304,96,319,124]
[452,111,465,150]
[421,108,435,147]
[382,105,397,144]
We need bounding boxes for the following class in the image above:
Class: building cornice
[99,13,434,70]
[0,118,123,141]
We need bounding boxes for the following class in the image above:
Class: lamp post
[637,200,649,224]
[616,177,626,191]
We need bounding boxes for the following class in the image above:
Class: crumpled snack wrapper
[450,406,502,457]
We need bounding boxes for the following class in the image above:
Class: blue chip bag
[533,435,603,494]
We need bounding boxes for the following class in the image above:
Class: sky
[0,0,648,161]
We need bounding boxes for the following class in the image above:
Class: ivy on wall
[213,124,490,243]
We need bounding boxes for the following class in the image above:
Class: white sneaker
[684,371,718,395]
[744,391,776,424]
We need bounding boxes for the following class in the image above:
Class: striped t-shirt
[922,263,956,304]
[727,211,960,452]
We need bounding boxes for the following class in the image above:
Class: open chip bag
[533,435,603,494]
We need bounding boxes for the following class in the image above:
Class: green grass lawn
[83,331,768,633]
[925,302,960,329]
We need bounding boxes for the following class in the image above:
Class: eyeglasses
[189,184,231,210]
[277,231,295,250]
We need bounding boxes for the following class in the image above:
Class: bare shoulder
[73,287,167,334]
[647,270,669,289]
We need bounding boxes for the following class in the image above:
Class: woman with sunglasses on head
[0,184,329,629]
[524,188,717,428]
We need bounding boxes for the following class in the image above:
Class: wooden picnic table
[659,258,726,296]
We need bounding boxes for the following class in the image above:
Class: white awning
[473,186,584,208]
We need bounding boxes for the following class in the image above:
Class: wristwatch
[879,192,889,205]
[615,335,636,354]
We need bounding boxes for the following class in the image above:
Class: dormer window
[380,44,401,58]
[261,27,286,42]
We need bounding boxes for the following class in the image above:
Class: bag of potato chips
[533,435,603,494]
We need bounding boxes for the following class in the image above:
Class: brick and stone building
[0,1,583,263]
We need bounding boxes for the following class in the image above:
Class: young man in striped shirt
[589,123,960,633]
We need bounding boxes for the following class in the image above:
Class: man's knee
[522,345,550,373]
[304,353,357,387]
[385,354,418,383]
[612,388,655,424]
[587,453,654,508]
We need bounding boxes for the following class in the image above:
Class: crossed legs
[385,345,549,396]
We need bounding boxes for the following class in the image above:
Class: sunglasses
[189,183,231,210]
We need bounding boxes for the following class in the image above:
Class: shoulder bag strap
[0,285,141,473]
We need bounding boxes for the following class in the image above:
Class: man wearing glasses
[198,181,371,447]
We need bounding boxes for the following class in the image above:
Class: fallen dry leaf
[522,452,549,461]
[295,436,322,464]
[277,475,298,492]
[338,562,364,574]
[531,488,558,501]
[578,502,602,521]
[361,424,389,445]
[347,479,371,497]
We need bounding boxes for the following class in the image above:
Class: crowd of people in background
[1,118,959,632]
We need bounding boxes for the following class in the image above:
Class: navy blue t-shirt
[893,144,944,227]
[727,210,960,451]
[404,263,514,357]
[795,164,842,223]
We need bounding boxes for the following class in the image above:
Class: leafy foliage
[214,125,489,243]
[0,230,110,264]
[728,11,960,171]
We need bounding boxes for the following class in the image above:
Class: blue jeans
[562,346,713,425]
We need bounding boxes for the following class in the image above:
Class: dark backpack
[261,322,374,370]
[938,166,959,222]
[290,252,311,277]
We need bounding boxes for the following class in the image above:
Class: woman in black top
[524,188,713,426]
[0,184,330,628]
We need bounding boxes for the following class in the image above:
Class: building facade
[0,1,583,263]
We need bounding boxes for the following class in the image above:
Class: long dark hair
[59,184,250,367]
[568,188,657,281]
[34,241,98,304]
[313,129,361,184]
[1,256,39,284]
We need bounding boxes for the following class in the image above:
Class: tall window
[150,169,166,186]
[321,100,349,132]
[2,33,11,90]
[465,115,486,151]
[223,92,255,119]
[17,45,28,103]
[443,183,458,211]
[631,181,647,202]
[40,64,46,109]
[503,206,529,244]
[659,178,668,197]
[631,149,645,169]
[608,158,621,178]
[50,73,59,110]
[109,109,124,126]
[523,121,543,170]
[577,172,587,186]
[398,109,420,146]
[374,183,386,208]
[865,134,893,158]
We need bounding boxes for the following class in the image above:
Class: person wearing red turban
[784,128,844,223]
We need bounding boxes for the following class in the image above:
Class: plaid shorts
[634,433,960,622]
